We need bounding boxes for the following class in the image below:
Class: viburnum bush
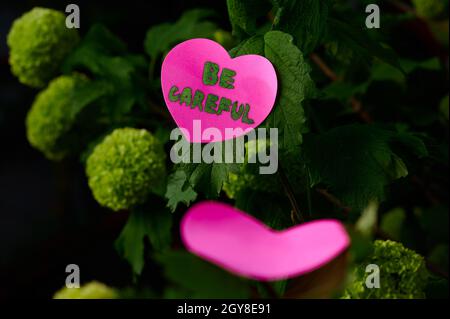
[7,1,449,299]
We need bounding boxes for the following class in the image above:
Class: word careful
[167,61,255,124]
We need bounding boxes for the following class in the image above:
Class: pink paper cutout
[181,201,350,281]
[161,38,277,143]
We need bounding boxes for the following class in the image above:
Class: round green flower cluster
[53,281,118,299]
[26,74,89,160]
[7,7,79,88]
[86,128,166,211]
[412,0,448,19]
[343,240,429,299]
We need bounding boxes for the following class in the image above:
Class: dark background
[0,0,229,299]
[1,0,448,299]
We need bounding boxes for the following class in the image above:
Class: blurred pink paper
[161,38,277,143]
[181,201,350,281]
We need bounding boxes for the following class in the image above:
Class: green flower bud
[412,0,448,19]
[7,7,79,88]
[26,74,90,160]
[223,169,278,199]
[53,281,118,299]
[342,240,429,299]
[86,128,166,211]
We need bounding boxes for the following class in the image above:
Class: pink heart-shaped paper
[161,38,277,143]
[181,201,350,281]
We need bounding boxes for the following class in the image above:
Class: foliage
[7,8,79,88]
[342,240,429,299]
[7,1,449,299]
[412,0,449,19]
[271,0,331,54]
[156,251,251,298]
[303,124,427,210]
[144,9,218,63]
[62,25,149,120]
[231,31,315,151]
[115,203,172,277]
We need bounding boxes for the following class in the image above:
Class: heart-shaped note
[181,201,350,281]
[161,38,277,143]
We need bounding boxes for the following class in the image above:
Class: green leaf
[355,201,378,237]
[380,207,406,241]
[165,139,242,203]
[234,188,292,230]
[347,229,374,263]
[322,57,441,104]
[62,25,147,119]
[322,81,370,102]
[144,9,218,62]
[156,251,251,298]
[165,169,198,213]
[370,58,441,85]
[263,31,315,151]
[62,24,130,73]
[229,35,264,56]
[232,31,315,152]
[428,244,449,272]
[256,279,287,298]
[271,0,331,54]
[401,58,441,73]
[226,0,272,37]
[187,161,240,199]
[303,125,427,210]
[327,18,401,70]
[115,204,172,277]
[68,79,112,118]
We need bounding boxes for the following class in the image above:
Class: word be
[167,62,255,124]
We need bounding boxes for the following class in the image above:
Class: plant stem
[309,53,373,123]
[310,53,340,81]
[148,99,173,122]
[316,188,351,215]
[261,282,278,299]
[305,168,313,216]
[278,164,305,223]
